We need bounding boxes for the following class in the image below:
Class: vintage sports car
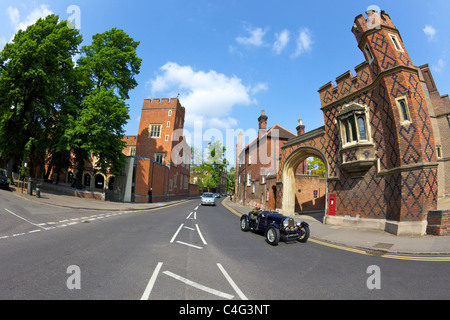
[240,210,310,246]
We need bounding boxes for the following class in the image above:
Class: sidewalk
[223,197,450,256]
[10,187,199,212]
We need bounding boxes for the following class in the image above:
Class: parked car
[201,193,216,206]
[214,193,220,198]
[0,169,10,190]
[240,209,310,246]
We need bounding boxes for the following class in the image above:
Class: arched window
[400,101,409,121]
[358,117,367,140]
[95,175,104,189]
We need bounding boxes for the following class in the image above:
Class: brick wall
[427,210,449,236]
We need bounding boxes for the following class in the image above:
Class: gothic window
[338,103,372,147]
[395,97,412,124]
[389,34,403,52]
[364,44,374,64]
[358,117,367,141]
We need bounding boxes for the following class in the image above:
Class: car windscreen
[202,193,214,198]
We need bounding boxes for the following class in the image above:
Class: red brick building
[235,111,327,212]
[277,10,449,236]
[120,98,194,203]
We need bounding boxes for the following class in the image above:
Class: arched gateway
[277,11,442,236]
[281,144,329,216]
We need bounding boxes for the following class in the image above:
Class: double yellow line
[309,239,450,262]
[222,199,450,262]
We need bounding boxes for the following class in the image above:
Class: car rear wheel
[298,225,310,243]
[266,227,280,246]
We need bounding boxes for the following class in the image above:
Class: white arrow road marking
[162,271,234,300]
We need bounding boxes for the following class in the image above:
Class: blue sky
[1,0,449,164]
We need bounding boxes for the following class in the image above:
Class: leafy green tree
[226,167,236,193]
[67,28,142,180]
[0,15,82,176]
[204,141,227,191]
[307,157,326,178]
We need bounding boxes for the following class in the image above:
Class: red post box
[328,194,336,216]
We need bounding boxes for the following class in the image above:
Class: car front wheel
[298,225,310,243]
[266,227,280,246]
[240,217,250,232]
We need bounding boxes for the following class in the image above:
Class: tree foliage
[0,14,141,182]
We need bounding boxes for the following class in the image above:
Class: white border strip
[163,271,234,300]
[140,262,163,300]
[170,224,184,243]
[217,263,248,300]
[196,224,207,245]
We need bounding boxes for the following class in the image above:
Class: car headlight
[283,219,289,228]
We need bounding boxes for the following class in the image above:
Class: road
[0,190,449,301]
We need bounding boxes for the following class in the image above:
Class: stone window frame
[149,124,162,139]
[364,44,374,64]
[155,153,165,164]
[388,33,404,52]
[337,102,373,149]
[395,96,412,125]
[436,146,442,159]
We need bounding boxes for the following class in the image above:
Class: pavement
[8,185,450,256]
[223,197,450,256]
[9,186,198,212]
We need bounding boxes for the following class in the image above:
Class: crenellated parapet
[318,61,373,108]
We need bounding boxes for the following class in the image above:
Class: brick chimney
[258,110,268,130]
[296,119,305,136]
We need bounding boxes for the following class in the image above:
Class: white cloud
[432,59,445,73]
[148,62,266,128]
[8,5,53,33]
[292,28,313,58]
[0,36,7,51]
[7,7,20,26]
[423,25,437,41]
[236,26,267,47]
[273,29,290,54]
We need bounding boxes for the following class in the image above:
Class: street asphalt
[7,185,450,256]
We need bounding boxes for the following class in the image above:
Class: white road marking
[194,206,199,210]
[183,226,195,231]
[196,224,207,245]
[194,211,197,220]
[186,212,193,219]
[217,263,249,300]
[140,262,163,300]
[170,224,184,243]
[176,241,203,250]
[162,271,234,300]
[4,208,49,230]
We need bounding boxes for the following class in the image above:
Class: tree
[0,15,82,176]
[226,167,236,193]
[64,28,142,182]
[307,157,326,178]
[204,141,228,191]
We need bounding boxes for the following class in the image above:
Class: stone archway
[281,146,329,217]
